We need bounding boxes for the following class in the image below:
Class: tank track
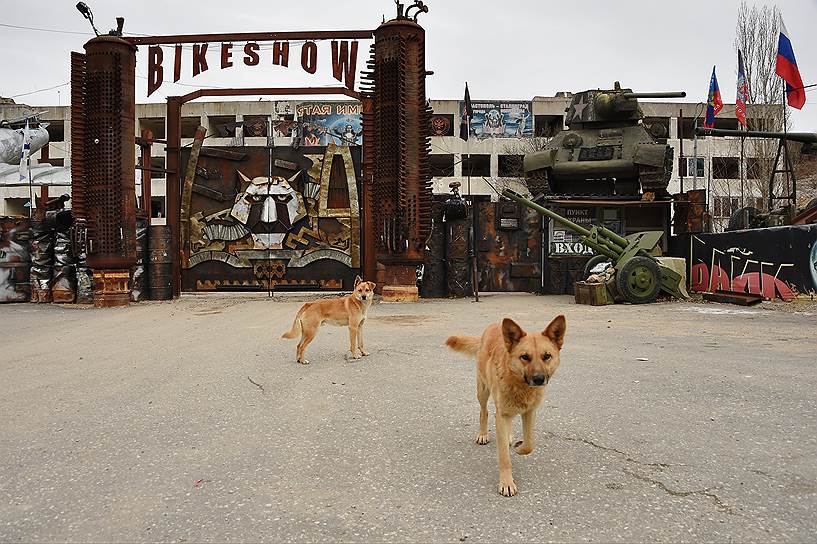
[638,147,673,196]
[524,168,552,197]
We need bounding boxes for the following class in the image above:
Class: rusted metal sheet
[180,126,207,264]
[0,217,30,303]
[92,269,130,307]
[361,14,432,268]
[419,196,446,297]
[70,52,87,222]
[673,189,706,234]
[180,146,361,292]
[546,256,589,295]
[474,200,542,293]
[81,36,137,270]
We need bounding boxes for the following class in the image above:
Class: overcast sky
[2,0,815,130]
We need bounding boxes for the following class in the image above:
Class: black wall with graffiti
[670,224,817,300]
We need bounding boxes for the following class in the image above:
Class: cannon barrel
[501,189,629,259]
[695,127,817,144]
[621,91,687,99]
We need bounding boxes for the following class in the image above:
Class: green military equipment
[501,188,687,304]
[696,127,817,229]
[525,82,686,198]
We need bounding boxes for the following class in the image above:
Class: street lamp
[75,2,100,37]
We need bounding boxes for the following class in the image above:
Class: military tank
[524,82,686,197]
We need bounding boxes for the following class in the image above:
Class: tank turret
[525,82,686,197]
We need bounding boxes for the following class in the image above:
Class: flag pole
[27,157,33,220]
[466,95,479,303]
[740,127,745,210]
[781,79,790,199]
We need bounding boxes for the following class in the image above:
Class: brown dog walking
[282,277,376,364]
[446,315,566,496]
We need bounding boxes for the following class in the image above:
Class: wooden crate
[574,281,612,306]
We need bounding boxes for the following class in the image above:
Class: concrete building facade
[1,96,782,231]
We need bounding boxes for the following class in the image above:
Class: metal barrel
[621,91,687,99]
[695,127,817,143]
[0,217,31,303]
[147,225,173,300]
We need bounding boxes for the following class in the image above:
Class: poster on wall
[459,101,533,139]
[296,102,362,146]
[549,206,595,255]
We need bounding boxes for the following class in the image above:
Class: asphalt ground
[1,293,815,542]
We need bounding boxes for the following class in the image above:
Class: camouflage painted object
[524,82,685,197]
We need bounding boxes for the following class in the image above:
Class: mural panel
[180,145,361,291]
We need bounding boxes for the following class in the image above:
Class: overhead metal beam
[126,30,374,46]
[178,86,361,102]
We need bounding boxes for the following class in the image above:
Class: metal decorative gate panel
[180,145,361,291]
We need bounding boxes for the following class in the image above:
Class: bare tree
[734,1,799,211]
[489,136,553,196]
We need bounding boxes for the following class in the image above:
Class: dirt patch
[375,314,441,325]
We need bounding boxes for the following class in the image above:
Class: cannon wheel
[583,255,612,280]
[616,256,661,304]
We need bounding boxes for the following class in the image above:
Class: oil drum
[147,225,172,300]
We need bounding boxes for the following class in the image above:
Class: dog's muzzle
[529,374,548,386]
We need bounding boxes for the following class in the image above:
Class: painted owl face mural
[231,174,306,249]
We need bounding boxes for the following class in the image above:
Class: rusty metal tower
[71,33,138,307]
[361,1,433,290]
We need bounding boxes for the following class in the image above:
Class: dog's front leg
[514,409,536,455]
[348,325,362,359]
[357,319,369,356]
[495,413,517,497]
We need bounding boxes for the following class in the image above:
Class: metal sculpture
[361,1,433,286]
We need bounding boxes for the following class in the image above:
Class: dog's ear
[542,315,566,349]
[367,281,376,290]
[354,275,362,287]
[501,318,526,352]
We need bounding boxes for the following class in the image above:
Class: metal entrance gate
[180,144,361,291]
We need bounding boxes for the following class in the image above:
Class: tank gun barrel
[696,127,817,144]
[621,92,687,99]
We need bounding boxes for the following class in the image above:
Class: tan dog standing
[281,277,376,364]
[446,315,566,497]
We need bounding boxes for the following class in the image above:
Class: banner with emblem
[458,101,533,139]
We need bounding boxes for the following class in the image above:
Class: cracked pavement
[1,293,816,542]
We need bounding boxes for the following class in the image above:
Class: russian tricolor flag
[776,20,806,110]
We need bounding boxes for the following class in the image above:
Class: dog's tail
[445,335,481,357]
[281,311,303,340]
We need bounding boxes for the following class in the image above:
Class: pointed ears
[501,318,526,352]
[542,315,566,349]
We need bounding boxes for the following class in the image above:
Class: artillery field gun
[524,82,686,198]
[502,189,687,304]
[695,127,817,230]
